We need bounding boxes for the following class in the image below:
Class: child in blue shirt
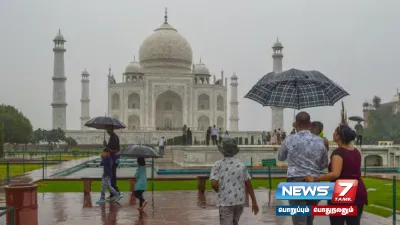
[134,157,148,211]
[96,148,121,204]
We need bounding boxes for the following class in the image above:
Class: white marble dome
[139,21,193,71]
[124,61,144,74]
[194,62,210,75]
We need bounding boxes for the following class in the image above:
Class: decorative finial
[199,57,202,63]
[58,29,61,35]
[164,7,168,24]
[133,55,136,62]
[276,37,279,42]
[108,65,111,75]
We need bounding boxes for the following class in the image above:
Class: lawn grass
[364,205,393,218]
[45,155,88,161]
[0,164,43,180]
[35,177,400,218]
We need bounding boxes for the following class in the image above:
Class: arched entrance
[365,155,383,166]
[198,115,210,131]
[155,90,183,130]
[128,115,140,130]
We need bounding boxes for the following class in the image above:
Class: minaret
[80,69,90,130]
[271,38,284,131]
[51,30,67,130]
[229,73,239,131]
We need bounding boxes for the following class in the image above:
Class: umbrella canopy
[117,144,161,158]
[84,116,126,130]
[244,69,349,110]
[348,116,364,122]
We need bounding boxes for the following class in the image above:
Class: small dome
[139,10,193,71]
[231,73,238,79]
[194,61,210,75]
[53,30,65,42]
[81,69,89,76]
[124,61,144,74]
[273,38,283,49]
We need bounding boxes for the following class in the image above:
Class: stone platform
[0,190,393,225]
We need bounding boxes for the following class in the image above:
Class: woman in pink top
[306,124,367,225]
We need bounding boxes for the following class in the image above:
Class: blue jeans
[101,176,119,199]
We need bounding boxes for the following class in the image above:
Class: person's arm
[244,166,258,205]
[324,138,329,151]
[316,154,343,181]
[100,157,105,166]
[210,162,220,192]
[318,144,329,170]
[277,139,289,161]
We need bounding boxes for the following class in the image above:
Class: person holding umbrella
[105,125,122,199]
[354,121,364,146]
[84,116,127,200]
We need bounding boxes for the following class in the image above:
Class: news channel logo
[276,180,358,203]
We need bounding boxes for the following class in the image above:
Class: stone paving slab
[0,190,396,225]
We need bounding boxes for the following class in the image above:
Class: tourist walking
[262,131,267,145]
[271,130,277,145]
[182,125,187,145]
[305,124,367,225]
[187,128,192,145]
[96,148,121,204]
[354,121,363,146]
[134,157,148,211]
[281,132,286,141]
[277,128,282,144]
[218,128,223,144]
[206,126,211,145]
[105,125,122,199]
[210,138,259,225]
[311,121,330,151]
[278,112,328,225]
[159,136,166,155]
[211,125,218,145]
[266,132,271,144]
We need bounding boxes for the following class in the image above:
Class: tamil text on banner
[312,206,357,216]
[276,206,311,216]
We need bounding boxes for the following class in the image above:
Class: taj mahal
[51,9,285,145]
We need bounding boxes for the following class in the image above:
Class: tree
[363,103,400,144]
[0,104,33,145]
[372,96,382,109]
[65,136,78,150]
[0,124,4,158]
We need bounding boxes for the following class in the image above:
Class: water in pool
[63,166,156,178]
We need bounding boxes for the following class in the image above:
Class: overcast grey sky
[1,0,399,137]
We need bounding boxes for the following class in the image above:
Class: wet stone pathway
[0,190,395,225]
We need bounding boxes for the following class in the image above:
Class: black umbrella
[84,116,126,130]
[348,116,364,122]
[117,145,161,158]
[117,144,161,194]
[245,69,349,109]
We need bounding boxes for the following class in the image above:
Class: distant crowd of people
[261,129,287,145]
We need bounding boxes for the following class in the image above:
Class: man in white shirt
[159,137,166,156]
[211,125,219,145]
